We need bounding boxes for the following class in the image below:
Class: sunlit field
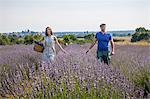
[0,43,150,98]
[113,36,150,46]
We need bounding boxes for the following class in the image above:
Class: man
[86,24,115,65]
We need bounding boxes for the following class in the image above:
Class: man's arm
[86,39,97,53]
[110,39,115,55]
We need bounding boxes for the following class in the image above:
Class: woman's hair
[45,27,53,36]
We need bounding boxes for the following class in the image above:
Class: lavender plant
[0,44,149,98]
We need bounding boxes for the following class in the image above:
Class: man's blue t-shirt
[95,32,112,51]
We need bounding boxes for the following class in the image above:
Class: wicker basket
[33,44,44,53]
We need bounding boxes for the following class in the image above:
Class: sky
[0,0,149,33]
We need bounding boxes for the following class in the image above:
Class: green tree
[84,33,94,40]
[8,34,18,44]
[63,34,77,44]
[33,34,43,41]
[135,27,147,32]
[24,35,34,44]
[131,27,150,42]
[16,38,24,44]
[0,34,10,45]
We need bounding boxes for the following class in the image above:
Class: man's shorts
[97,50,111,65]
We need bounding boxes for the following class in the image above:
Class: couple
[40,24,115,65]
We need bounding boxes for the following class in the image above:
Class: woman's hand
[63,50,67,54]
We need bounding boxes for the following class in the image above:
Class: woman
[40,27,66,63]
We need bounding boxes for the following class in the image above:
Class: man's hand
[86,50,89,54]
[110,51,115,55]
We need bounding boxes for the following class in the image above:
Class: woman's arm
[54,36,67,53]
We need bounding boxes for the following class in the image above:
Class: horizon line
[0,29,135,33]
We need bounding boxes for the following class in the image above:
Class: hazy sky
[0,0,149,32]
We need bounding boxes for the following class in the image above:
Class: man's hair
[100,24,106,27]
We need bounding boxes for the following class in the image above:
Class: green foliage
[33,34,43,41]
[135,27,147,32]
[62,34,94,45]
[63,35,71,44]
[57,38,66,45]
[24,34,43,45]
[63,34,77,44]
[84,33,94,40]
[24,35,34,45]
[131,27,150,42]
[8,34,18,44]
[0,33,44,45]
[0,34,10,45]
[0,33,25,45]
[16,38,24,44]
[69,34,77,41]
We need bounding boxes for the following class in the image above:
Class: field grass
[113,36,150,46]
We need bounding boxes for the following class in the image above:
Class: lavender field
[0,44,150,98]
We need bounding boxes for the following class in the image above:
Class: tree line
[0,27,149,45]
[0,33,94,45]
